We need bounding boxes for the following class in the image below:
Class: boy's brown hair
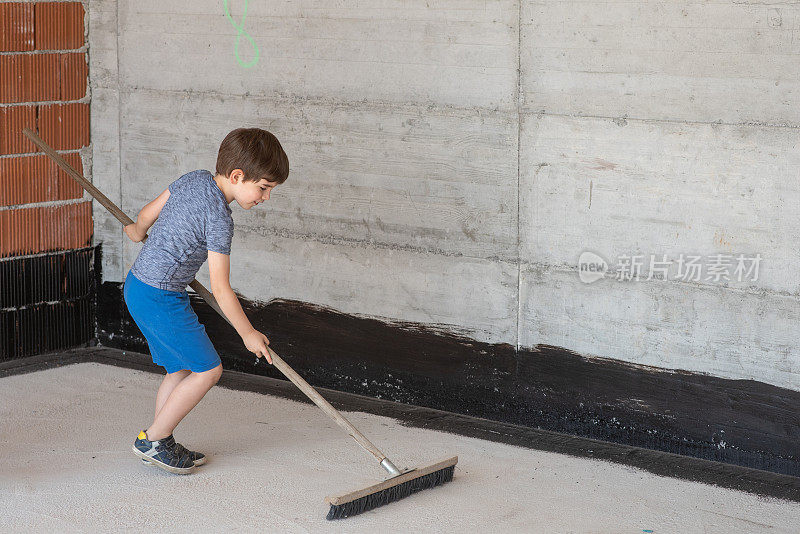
[216,128,289,184]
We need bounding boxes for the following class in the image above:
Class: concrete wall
[89,1,800,392]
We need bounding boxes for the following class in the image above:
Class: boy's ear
[229,169,244,183]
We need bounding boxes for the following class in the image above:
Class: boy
[122,127,289,474]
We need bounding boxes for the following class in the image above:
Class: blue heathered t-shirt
[130,169,234,292]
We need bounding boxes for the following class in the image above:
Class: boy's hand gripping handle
[22,128,402,476]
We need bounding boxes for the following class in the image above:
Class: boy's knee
[198,363,222,384]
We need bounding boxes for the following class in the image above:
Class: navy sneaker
[140,434,206,466]
[132,430,196,474]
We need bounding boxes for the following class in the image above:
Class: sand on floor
[0,362,797,533]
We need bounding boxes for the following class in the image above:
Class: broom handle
[22,128,401,474]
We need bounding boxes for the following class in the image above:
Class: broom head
[325,456,458,519]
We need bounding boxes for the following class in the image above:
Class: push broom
[23,128,458,519]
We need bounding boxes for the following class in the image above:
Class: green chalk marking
[223,0,260,68]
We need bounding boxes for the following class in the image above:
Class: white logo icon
[578,251,608,284]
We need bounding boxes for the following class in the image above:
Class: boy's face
[229,169,279,209]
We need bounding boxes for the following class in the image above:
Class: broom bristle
[326,465,455,520]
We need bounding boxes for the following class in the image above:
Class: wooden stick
[22,127,395,465]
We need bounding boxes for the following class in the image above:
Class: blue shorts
[123,270,222,374]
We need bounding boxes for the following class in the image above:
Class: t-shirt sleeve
[169,172,193,194]
[206,211,233,255]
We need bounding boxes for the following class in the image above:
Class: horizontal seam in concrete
[119,86,519,117]
[235,223,519,263]
[116,87,800,130]
[523,110,800,130]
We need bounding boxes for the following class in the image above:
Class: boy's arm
[208,250,256,338]
[124,189,170,242]
[208,245,272,363]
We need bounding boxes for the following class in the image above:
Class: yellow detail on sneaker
[138,431,147,440]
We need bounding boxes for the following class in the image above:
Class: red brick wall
[0,2,91,258]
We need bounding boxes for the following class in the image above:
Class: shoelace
[172,442,194,459]
[163,435,198,461]
[154,439,193,465]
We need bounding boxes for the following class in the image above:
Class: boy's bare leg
[146,364,223,441]
[155,369,191,419]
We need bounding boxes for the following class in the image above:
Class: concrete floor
[1,361,798,533]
